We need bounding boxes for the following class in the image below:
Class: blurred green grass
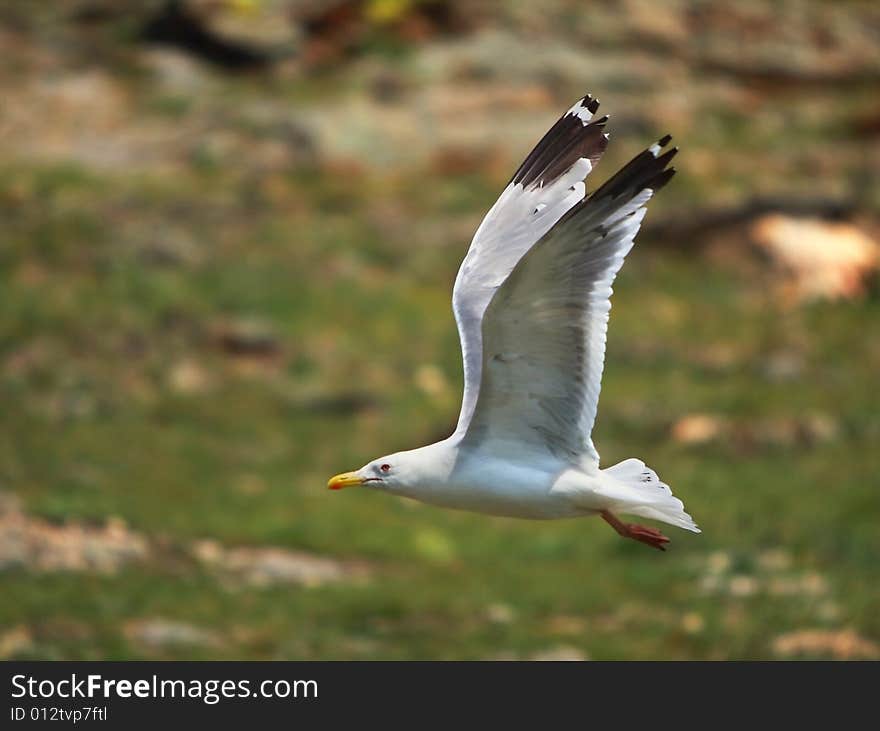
[2,147,878,658]
[1,0,879,659]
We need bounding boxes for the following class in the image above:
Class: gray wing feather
[452,95,609,436]
[461,138,677,463]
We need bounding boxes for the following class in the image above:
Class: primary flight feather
[328,94,699,550]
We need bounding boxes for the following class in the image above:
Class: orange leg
[601,510,670,551]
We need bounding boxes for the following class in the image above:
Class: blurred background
[1,0,879,660]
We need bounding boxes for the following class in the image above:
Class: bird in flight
[328,94,699,550]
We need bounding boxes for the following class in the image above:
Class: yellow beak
[327,471,365,490]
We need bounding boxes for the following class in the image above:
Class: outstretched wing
[461,137,678,463]
[451,95,609,436]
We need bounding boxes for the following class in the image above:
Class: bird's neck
[395,439,459,495]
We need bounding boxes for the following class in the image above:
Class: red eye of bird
[380,464,391,473]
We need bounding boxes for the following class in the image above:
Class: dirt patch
[750,215,879,302]
[124,618,222,651]
[0,493,149,574]
[696,549,829,599]
[0,492,370,588]
[772,629,880,660]
[0,626,34,659]
[191,539,370,588]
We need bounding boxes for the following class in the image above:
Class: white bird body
[371,438,695,530]
[329,94,700,550]
[386,439,582,520]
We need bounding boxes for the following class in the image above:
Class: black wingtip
[510,96,610,188]
[654,146,678,166]
[588,136,679,202]
[649,167,676,192]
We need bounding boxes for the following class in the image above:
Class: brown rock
[671,413,726,445]
[750,215,879,302]
[772,629,880,660]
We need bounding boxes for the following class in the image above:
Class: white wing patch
[452,95,609,436]
[459,137,678,464]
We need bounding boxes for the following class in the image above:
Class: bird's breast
[402,455,579,519]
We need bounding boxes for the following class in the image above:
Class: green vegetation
[2,152,878,659]
[1,0,878,660]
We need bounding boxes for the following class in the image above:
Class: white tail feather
[601,458,700,533]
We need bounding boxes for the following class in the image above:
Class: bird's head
[327,443,451,495]
[327,452,409,493]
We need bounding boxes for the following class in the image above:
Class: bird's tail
[600,459,700,533]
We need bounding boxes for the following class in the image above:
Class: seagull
[328,94,699,550]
